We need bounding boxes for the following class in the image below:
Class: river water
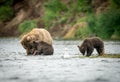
[0,38,120,82]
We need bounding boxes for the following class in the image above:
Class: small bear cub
[33,41,54,55]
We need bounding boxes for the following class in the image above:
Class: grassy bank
[77,54,120,58]
[1,0,120,40]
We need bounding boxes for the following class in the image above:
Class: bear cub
[33,41,54,55]
[78,37,104,56]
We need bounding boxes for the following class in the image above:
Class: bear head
[77,45,85,55]
[20,35,38,55]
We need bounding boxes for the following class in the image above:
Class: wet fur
[20,28,53,55]
[78,37,104,56]
[33,41,54,55]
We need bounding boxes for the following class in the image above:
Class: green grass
[0,6,14,21]
[18,20,37,34]
[0,0,14,21]
[77,54,120,58]
[100,54,120,58]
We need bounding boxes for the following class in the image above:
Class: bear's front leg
[86,48,93,57]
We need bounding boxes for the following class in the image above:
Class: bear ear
[27,36,31,41]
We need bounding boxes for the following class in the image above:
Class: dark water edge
[0,38,120,82]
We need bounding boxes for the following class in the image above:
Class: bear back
[20,28,53,46]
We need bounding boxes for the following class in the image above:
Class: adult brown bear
[20,28,53,55]
[77,37,104,56]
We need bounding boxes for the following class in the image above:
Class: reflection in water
[0,38,120,82]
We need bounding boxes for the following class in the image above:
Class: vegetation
[18,20,37,34]
[87,9,120,39]
[43,0,92,29]
[0,0,120,40]
[77,54,120,58]
[0,0,14,21]
[75,26,91,39]
[42,0,120,40]
[43,0,67,29]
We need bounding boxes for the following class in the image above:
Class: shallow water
[0,38,120,82]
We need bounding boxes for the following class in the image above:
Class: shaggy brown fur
[78,37,104,56]
[20,28,53,55]
[33,41,54,55]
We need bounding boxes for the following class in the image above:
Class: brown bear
[20,28,53,55]
[77,37,104,56]
[33,41,54,55]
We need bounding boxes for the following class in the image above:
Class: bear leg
[43,49,53,55]
[42,47,53,55]
[86,47,93,57]
[96,48,104,56]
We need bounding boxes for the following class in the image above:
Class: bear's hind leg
[96,48,104,56]
[43,48,53,55]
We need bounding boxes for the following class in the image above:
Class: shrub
[0,6,13,21]
[87,9,120,39]
[110,0,120,8]
[75,26,91,39]
[19,20,37,33]
[43,0,93,29]
[75,0,92,13]
[43,0,67,29]
[0,0,14,21]
[86,14,96,33]
[96,9,120,39]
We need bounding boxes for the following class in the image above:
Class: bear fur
[20,28,53,55]
[78,37,104,56]
[33,41,54,55]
